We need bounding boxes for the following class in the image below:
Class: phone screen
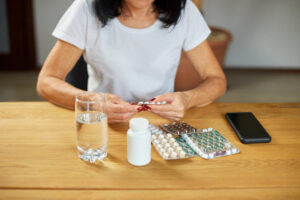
[225,112,271,143]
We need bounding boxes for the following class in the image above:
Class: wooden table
[0,102,299,199]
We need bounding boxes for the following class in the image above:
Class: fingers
[150,110,184,121]
[149,104,176,112]
[106,94,139,113]
[108,111,137,123]
[152,95,174,104]
[108,103,138,113]
[107,94,131,105]
[147,95,174,112]
[105,94,139,123]
[105,93,187,123]
[149,93,187,121]
[150,99,185,113]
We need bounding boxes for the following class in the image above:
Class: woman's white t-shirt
[53,0,211,102]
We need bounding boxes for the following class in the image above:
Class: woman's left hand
[149,92,190,121]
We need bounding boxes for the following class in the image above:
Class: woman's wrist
[179,91,194,110]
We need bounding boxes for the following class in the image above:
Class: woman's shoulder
[81,0,94,15]
[181,0,202,19]
[71,0,95,17]
[175,0,205,28]
[69,0,103,27]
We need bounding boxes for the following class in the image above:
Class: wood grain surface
[0,102,299,199]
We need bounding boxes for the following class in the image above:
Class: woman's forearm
[37,76,84,109]
[37,40,85,109]
[182,40,227,109]
[182,76,227,109]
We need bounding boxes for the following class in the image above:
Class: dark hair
[93,0,187,28]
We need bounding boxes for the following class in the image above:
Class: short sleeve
[183,0,211,51]
[52,0,88,50]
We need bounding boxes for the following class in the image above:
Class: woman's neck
[121,2,156,19]
[118,2,158,29]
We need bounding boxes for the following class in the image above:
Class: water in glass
[76,112,108,163]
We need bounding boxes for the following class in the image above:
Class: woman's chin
[125,0,155,10]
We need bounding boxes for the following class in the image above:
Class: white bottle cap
[129,118,149,133]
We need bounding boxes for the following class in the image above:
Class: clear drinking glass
[75,92,108,163]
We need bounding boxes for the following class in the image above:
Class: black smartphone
[225,112,271,144]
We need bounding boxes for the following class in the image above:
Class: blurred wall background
[33,0,73,67]
[203,0,300,69]
[0,0,10,54]
[33,0,300,69]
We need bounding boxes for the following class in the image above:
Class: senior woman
[37,0,226,123]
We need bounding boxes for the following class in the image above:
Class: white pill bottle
[127,118,151,166]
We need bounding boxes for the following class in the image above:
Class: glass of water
[75,92,108,163]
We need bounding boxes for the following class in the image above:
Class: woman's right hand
[105,94,139,123]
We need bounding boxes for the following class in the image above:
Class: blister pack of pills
[181,128,239,159]
[160,121,197,135]
[133,101,168,112]
[148,122,240,160]
[149,124,197,160]
[137,101,167,105]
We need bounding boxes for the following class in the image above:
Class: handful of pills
[149,122,240,160]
